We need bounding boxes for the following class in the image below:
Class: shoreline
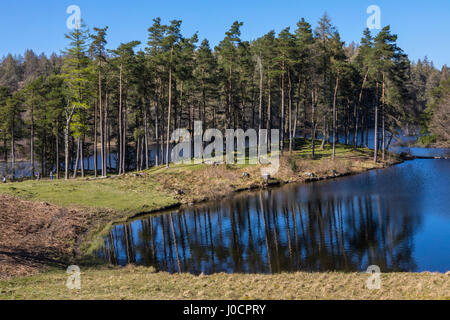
[0,142,403,279]
[1,144,448,300]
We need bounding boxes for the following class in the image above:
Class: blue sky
[0,0,448,68]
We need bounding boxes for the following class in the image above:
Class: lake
[95,155,450,274]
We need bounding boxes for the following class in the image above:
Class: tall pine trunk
[80,137,85,178]
[73,137,81,178]
[354,68,369,147]
[280,62,285,153]
[374,81,379,163]
[258,54,263,163]
[64,122,70,179]
[155,89,160,167]
[144,99,149,169]
[55,124,59,179]
[104,92,109,174]
[288,71,293,154]
[11,119,15,180]
[381,72,386,161]
[122,101,127,173]
[99,70,105,177]
[30,104,34,179]
[311,80,317,159]
[166,47,173,168]
[266,67,272,151]
[118,64,123,174]
[332,73,340,161]
[94,100,98,177]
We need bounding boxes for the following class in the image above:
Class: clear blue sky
[0,0,448,68]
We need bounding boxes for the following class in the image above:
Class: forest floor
[0,140,402,280]
[1,265,448,300]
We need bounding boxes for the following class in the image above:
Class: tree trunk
[332,73,340,161]
[99,70,105,177]
[166,47,173,168]
[266,67,272,151]
[144,99,149,169]
[354,68,369,147]
[118,63,123,174]
[64,120,70,180]
[321,115,326,150]
[155,90,160,167]
[311,80,317,159]
[374,81,379,163]
[94,99,98,177]
[258,54,263,163]
[288,71,293,154]
[80,137,85,178]
[73,137,80,178]
[201,76,206,132]
[228,57,233,129]
[55,125,59,179]
[292,78,301,153]
[122,100,127,173]
[104,92,109,174]
[280,63,285,153]
[381,72,386,161]
[11,119,15,180]
[30,104,35,179]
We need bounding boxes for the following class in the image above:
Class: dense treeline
[419,77,450,145]
[0,14,448,179]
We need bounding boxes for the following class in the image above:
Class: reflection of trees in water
[97,190,421,274]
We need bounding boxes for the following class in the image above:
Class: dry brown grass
[0,195,89,279]
[1,265,448,300]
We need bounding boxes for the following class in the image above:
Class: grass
[0,266,448,300]
[0,174,178,214]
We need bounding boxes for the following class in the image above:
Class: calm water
[96,157,450,274]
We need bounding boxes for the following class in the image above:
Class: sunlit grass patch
[0,176,178,214]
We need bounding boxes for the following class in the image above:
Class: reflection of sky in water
[97,159,450,274]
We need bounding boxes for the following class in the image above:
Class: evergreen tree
[61,23,93,179]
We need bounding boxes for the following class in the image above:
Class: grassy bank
[0,170,178,214]
[0,266,448,300]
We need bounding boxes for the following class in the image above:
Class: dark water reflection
[96,159,450,274]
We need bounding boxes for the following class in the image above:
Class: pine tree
[90,26,109,177]
[216,21,243,129]
[111,40,141,174]
[61,23,93,179]
[2,92,24,179]
[294,18,315,156]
